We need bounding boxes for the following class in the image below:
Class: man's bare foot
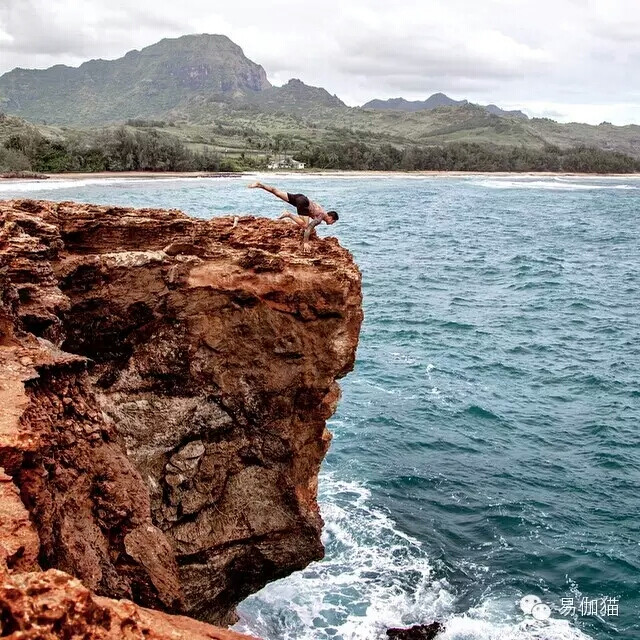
[247,182,262,189]
[278,212,291,221]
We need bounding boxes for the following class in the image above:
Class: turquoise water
[2,174,638,640]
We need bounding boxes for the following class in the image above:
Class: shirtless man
[248,181,339,252]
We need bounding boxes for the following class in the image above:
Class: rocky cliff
[0,199,363,630]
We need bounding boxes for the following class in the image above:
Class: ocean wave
[471,178,640,191]
[441,611,593,640]
[464,404,502,421]
[234,473,453,640]
[0,178,118,193]
[0,175,235,193]
[233,473,594,640]
[472,179,637,191]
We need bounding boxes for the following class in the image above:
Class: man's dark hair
[327,211,339,221]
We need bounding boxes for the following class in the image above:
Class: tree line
[0,127,233,173]
[295,141,640,173]
[1,126,639,174]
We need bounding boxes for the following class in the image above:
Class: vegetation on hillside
[1,115,638,174]
[165,99,640,160]
[1,33,638,163]
[0,34,270,125]
[0,124,252,173]
[296,141,640,172]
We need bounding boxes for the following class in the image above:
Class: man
[248,181,338,252]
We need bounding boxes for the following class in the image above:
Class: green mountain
[362,94,528,119]
[0,34,271,125]
[1,33,639,167]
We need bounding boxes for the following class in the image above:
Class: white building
[268,157,306,170]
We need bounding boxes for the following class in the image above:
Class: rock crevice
[0,199,362,627]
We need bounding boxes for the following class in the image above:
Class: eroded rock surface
[0,476,255,640]
[0,567,259,640]
[0,468,40,573]
[0,199,362,625]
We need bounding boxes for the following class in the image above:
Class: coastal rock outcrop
[1,568,260,639]
[386,622,444,640]
[0,473,257,639]
[0,199,362,626]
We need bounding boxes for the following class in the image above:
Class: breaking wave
[0,176,235,194]
[233,473,593,640]
[472,178,638,191]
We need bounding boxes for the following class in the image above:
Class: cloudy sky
[1,0,639,124]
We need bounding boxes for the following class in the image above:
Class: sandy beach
[2,170,639,181]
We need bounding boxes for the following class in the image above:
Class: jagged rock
[1,465,241,639]
[165,440,206,485]
[0,199,363,626]
[0,567,259,640]
[386,622,445,640]
[0,469,40,572]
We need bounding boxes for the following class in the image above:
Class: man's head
[327,211,339,225]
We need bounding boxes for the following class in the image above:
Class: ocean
[2,173,638,640]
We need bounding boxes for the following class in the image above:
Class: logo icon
[520,595,551,621]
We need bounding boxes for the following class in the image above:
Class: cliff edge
[0,199,363,629]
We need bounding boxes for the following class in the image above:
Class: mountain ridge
[362,94,528,119]
[0,34,530,126]
[0,33,639,164]
[0,34,271,124]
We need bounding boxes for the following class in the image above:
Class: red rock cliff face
[0,199,363,626]
[0,473,259,639]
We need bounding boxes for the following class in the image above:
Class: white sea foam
[234,473,452,640]
[472,178,637,191]
[0,179,105,193]
[233,472,595,640]
[391,352,419,365]
[0,175,235,193]
[441,614,592,640]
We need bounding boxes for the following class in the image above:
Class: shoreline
[1,170,640,182]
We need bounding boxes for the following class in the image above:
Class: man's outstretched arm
[248,181,290,204]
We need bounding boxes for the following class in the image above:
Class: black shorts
[287,192,311,216]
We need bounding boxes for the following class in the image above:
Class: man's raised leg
[248,182,290,203]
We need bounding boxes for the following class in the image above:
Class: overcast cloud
[1,0,639,124]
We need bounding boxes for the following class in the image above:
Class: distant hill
[483,104,528,119]
[363,94,528,119]
[0,34,271,125]
[243,78,346,113]
[362,93,466,111]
